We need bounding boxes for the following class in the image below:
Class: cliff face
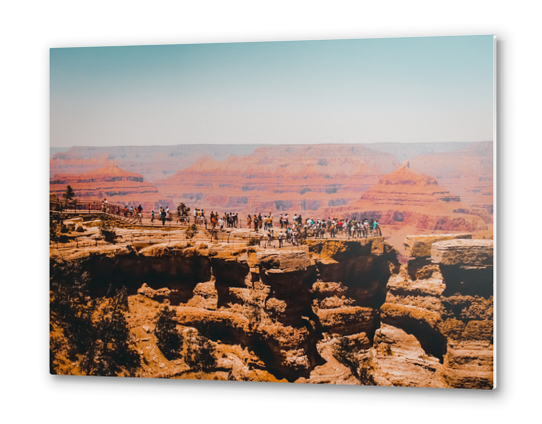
[50,233,493,388]
[378,236,494,388]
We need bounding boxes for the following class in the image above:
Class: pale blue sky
[50,36,494,147]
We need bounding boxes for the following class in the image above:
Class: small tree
[50,212,62,242]
[184,329,216,371]
[63,185,75,207]
[247,236,261,246]
[185,223,198,239]
[332,337,376,385]
[177,202,190,217]
[154,306,183,360]
[50,264,140,376]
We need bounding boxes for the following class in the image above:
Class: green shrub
[184,329,216,371]
[185,223,198,239]
[49,262,140,376]
[154,306,183,360]
[247,236,260,246]
[332,337,376,385]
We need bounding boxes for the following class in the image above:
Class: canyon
[49,165,161,210]
[49,142,493,242]
[50,144,263,182]
[49,221,494,388]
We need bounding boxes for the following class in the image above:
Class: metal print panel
[50,35,495,388]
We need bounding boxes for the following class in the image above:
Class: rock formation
[50,144,263,182]
[326,160,490,232]
[379,236,494,388]
[49,165,160,209]
[50,227,494,388]
[409,141,493,216]
[50,142,493,241]
[154,144,399,215]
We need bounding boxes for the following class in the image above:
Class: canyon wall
[49,165,161,209]
[50,144,263,181]
[50,234,493,388]
[378,235,494,388]
[50,141,493,235]
[153,144,400,215]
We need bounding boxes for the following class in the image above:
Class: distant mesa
[50,144,264,182]
[324,163,490,232]
[408,141,493,211]
[49,152,115,177]
[48,142,493,233]
[49,165,159,206]
[153,144,400,214]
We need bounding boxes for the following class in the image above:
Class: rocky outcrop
[50,233,493,388]
[378,236,494,389]
[431,239,494,266]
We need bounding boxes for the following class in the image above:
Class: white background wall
[1,1,539,422]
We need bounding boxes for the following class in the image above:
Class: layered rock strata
[50,237,397,382]
[326,161,490,232]
[154,145,399,214]
[50,233,493,388]
[409,141,493,215]
[49,165,160,209]
[378,238,494,388]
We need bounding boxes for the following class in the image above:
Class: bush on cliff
[154,306,183,360]
[185,224,198,239]
[177,202,190,217]
[332,337,376,385]
[50,262,140,376]
[245,289,265,330]
[81,289,140,376]
[184,329,217,371]
[247,236,260,246]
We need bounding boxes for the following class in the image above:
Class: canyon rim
[50,36,495,389]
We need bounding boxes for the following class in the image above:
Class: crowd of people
[101,198,382,244]
[205,210,381,246]
[243,212,381,246]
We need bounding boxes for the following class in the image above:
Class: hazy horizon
[51,36,494,148]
